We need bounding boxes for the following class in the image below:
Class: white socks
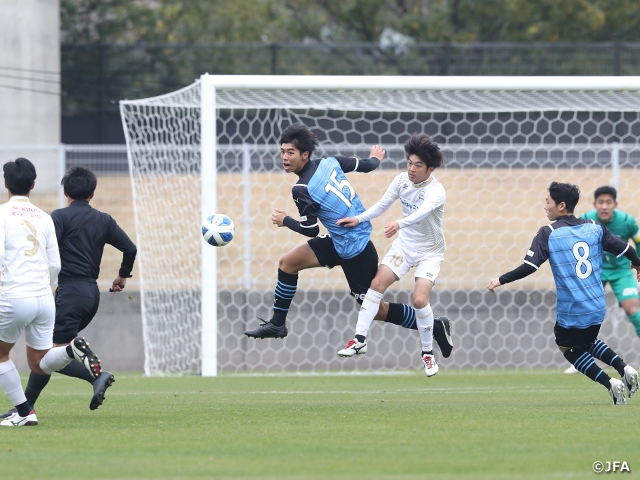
[416,304,434,352]
[0,359,27,407]
[355,289,384,338]
[39,346,73,375]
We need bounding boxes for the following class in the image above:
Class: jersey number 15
[324,169,355,208]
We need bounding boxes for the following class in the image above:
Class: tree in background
[59,0,640,142]
[61,0,640,44]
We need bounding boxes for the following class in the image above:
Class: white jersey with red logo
[356,172,446,254]
[0,196,60,298]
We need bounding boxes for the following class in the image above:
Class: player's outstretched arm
[350,145,384,173]
[275,208,320,237]
[488,263,537,293]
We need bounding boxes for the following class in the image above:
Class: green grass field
[0,370,638,479]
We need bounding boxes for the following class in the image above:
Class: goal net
[120,76,640,375]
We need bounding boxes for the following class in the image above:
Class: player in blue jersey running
[487,182,640,405]
[244,123,452,351]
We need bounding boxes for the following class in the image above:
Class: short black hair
[62,165,97,200]
[548,181,580,213]
[594,185,617,201]
[404,133,444,169]
[279,123,319,158]
[4,157,37,195]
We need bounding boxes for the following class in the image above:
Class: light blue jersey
[547,222,606,328]
[305,157,371,258]
[524,216,633,329]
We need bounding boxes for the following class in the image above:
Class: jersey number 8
[572,241,593,279]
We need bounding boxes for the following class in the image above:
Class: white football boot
[609,378,627,405]
[422,353,439,377]
[622,365,639,398]
[563,365,580,374]
[338,339,367,357]
[0,410,38,427]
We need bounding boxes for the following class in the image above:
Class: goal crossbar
[120,75,640,376]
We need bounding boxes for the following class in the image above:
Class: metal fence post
[611,142,620,194]
[242,144,252,290]
[58,144,66,209]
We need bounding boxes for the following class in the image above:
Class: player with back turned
[487,182,639,405]
[564,186,640,374]
[0,165,137,419]
[0,158,100,426]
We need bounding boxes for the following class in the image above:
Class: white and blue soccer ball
[202,214,235,247]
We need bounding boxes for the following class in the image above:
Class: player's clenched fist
[272,208,287,227]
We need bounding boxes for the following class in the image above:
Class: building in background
[0,0,60,193]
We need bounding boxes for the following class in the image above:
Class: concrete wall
[0,0,60,193]
[12,292,145,373]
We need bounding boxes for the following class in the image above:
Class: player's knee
[369,277,386,293]
[412,296,429,310]
[26,357,45,375]
[278,254,295,274]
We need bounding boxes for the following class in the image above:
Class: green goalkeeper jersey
[580,209,640,274]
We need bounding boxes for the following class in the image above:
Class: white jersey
[0,196,60,298]
[356,172,446,254]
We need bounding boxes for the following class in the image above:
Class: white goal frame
[121,74,640,376]
[200,74,640,376]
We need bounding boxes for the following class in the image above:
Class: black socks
[563,346,611,389]
[271,269,298,327]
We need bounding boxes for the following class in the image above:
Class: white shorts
[0,293,55,350]
[380,238,445,283]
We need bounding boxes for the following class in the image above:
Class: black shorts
[52,280,101,344]
[308,235,378,304]
[554,323,601,349]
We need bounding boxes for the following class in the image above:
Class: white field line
[38,386,594,396]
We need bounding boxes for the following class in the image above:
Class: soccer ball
[202,214,235,247]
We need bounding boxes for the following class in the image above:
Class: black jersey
[52,200,137,282]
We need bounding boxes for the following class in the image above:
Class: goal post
[121,75,640,376]
[200,78,217,376]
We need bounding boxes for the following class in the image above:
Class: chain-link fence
[60,42,640,143]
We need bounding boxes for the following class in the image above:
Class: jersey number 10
[324,169,355,208]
